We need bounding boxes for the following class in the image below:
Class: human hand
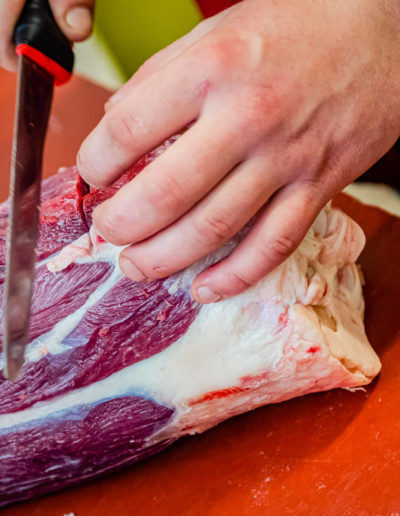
[0,0,94,71]
[77,0,400,304]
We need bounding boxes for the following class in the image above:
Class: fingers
[49,0,94,42]
[117,156,283,282]
[104,36,194,110]
[0,0,25,71]
[92,114,247,245]
[0,1,94,72]
[77,54,208,189]
[191,181,327,303]
[105,9,230,109]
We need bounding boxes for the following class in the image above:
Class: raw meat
[0,139,381,507]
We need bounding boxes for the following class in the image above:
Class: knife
[3,0,74,381]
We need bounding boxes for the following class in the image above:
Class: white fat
[47,234,92,272]
[0,264,379,433]
[0,204,381,437]
[0,293,281,430]
[46,225,123,272]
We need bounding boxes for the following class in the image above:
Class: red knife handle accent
[13,0,74,86]
[15,44,71,85]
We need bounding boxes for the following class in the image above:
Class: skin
[0,0,94,71]
[2,0,400,304]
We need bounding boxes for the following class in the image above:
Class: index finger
[77,54,207,188]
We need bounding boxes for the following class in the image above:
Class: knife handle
[13,0,74,85]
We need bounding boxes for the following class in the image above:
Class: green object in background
[94,0,203,81]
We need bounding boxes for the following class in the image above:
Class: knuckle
[93,208,129,246]
[299,178,326,206]
[241,84,287,130]
[143,174,184,215]
[197,34,247,79]
[193,214,234,248]
[258,234,297,264]
[228,270,253,292]
[105,108,143,150]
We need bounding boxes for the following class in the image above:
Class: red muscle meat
[0,138,380,508]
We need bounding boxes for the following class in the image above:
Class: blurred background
[74,0,203,89]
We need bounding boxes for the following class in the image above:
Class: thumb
[49,0,95,42]
[0,0,25,71]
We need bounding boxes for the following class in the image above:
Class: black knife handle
[13,0,74,85]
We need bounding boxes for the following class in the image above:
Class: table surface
[0,69,400,516]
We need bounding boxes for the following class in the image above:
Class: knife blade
[3,56,53,381]
[2,0,74,381]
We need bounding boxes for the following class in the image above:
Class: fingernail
[65,6,92,34]
[196,286,222,304]
[120,256,146,282]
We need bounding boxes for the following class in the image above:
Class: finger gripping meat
[0,138,380,507]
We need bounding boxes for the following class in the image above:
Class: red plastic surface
[0,69,399,515]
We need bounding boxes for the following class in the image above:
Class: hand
[77,0,400,304]
[0,0,94,71]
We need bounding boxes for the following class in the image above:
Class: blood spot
[190,386,245,405]
[279,311,288,327]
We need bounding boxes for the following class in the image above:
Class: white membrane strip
[25,264,124,362]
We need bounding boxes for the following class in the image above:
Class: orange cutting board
[0,69,399,516]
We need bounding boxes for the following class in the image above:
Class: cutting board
[0,69,399,516]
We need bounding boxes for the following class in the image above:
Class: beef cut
[0,139,381,507]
